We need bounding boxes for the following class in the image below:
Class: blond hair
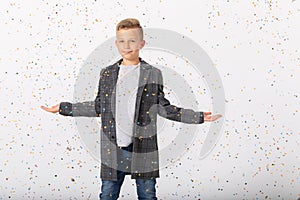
[116,18,143,39]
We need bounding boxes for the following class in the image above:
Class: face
[115,28,145,61]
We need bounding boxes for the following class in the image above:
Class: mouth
[123,50,133,54]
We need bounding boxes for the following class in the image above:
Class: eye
[118,40,124,43]
[130,40,135,42]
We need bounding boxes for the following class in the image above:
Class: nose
[124,41,130,49]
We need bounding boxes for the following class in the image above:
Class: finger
[213,114,222,118]
[41,105,53,112]
[40,105,49,111]
[212,114,222,121]
[203,111,212,116]
[204,114,222,122]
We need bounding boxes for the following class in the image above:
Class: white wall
[0,0,299,199]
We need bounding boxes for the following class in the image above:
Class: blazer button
[111,136,115,139]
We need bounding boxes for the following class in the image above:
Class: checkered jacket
[59,57,204,181]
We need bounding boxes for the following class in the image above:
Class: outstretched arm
[41,97,100,117]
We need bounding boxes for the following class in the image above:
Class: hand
[40,103,60,113]
[203,112,222,122]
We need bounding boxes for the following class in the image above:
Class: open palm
[203,112,222,122]
[40,104,60,113]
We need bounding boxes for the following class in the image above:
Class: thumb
[203,111,212,115]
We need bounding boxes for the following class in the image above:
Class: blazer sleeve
[58,68,105,117]
[157,70,204,124]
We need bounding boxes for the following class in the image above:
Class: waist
[117,143,133,151]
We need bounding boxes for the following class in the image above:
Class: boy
[41,18,222,200]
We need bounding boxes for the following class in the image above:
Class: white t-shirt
[115,63,140,147]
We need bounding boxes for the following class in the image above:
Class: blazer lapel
[134,61,151,123]
[108,63,120,117]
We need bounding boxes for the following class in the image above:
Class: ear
[115,40,118,46]
[139,40,146,49]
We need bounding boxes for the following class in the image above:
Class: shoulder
[100,63,118,75]
[140,59,162,74]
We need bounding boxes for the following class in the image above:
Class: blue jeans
[99,143,157,200]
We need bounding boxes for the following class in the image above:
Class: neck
[121,58,140,66]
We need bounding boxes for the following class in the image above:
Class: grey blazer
[59,57,204,181]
